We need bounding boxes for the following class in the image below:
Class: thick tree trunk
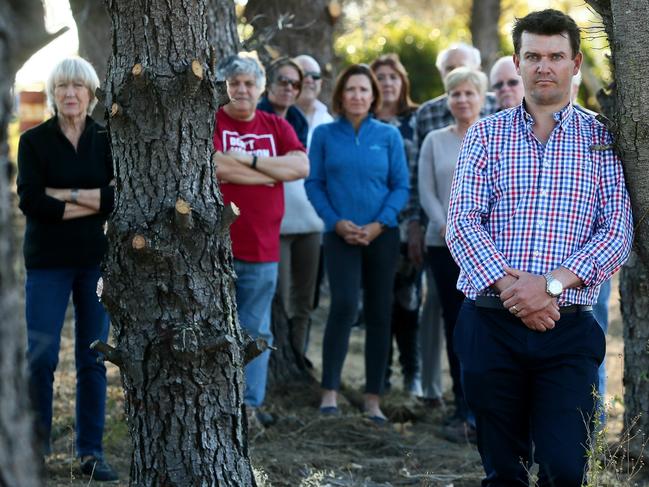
[101,1,254,485]
[243,0,337,103]
[586,0,649,459]
[470,0,501,74]
[0,2,67,485]
[619,253,649,456]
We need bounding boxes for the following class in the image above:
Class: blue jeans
[593,279,611,397]
[233,260,278,408]
[26,267,110,458]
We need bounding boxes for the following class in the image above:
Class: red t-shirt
[214,108,305,262]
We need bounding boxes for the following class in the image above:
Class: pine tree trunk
[101,1,255,485]
[243,0,337,103]
[619,254,649,456]
[586,0,649,459]
[470,0,501,74]
[0,1,66,485]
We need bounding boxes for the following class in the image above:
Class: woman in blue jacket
[306,64,409,423]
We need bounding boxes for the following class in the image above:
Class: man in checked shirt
[446,9,633,487]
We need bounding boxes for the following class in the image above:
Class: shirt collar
[519,100,574,129]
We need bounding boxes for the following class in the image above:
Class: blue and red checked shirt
[445,102,633,305]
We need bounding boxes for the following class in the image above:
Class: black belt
[475,295,593,314]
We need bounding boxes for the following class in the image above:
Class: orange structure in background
[18,91,47,132]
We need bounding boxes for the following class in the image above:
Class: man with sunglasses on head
[294,55,333,147]
[489,56,524,110]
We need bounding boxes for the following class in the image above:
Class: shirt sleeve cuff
[561,252,599,288]
[466,252,509,294]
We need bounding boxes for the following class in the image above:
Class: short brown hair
[513,9,581,58]
[331,64,382,116]
[370,53,418,116]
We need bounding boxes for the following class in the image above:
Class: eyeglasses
[492,78,520,90]
[304,71,322,80]
[275,75,301,90]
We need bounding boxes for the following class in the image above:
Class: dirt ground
[41,273,648,486]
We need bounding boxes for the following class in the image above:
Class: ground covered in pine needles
[42,275,648,486]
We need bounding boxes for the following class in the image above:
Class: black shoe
[80,456,119,482]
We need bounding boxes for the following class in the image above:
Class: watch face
[549,280,563,296]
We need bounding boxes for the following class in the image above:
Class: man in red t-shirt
[214,54,308,426]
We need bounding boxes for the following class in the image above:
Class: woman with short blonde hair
[18,57,117,481]
[418,67,486,426]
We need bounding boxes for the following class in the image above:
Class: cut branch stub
[110,103,123,118]
[220,201,240,233]
[191,60,204,80]
[90,340,124,368]
[132,234,147,250]
[174,198,193,230]
[110,103,121,117]
[243,336,275,365]
[132,63,143,77]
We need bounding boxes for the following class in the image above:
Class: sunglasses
[492,78,520,90]
[304,71,322,80]
[275,75,301,90]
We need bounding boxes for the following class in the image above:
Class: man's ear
[573,52,583,75]
[513,54,521,75]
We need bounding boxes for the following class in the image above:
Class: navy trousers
[321,228,400,394]
[454,300,605,487]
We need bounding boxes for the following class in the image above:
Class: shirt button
[537,220,545,228]
[540,189,548,197]
[533,250,541,257]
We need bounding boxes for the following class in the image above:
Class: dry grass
[38,274,648,486]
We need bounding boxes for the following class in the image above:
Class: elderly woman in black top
[17,57,117,481]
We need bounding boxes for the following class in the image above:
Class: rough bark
[619,253,649,457]
[242,0,337,103]
[470,0,501,74]
[586,0,649,459]
[101,0,254,485]
[0,2,67,486]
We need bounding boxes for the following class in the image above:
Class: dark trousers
[386,243,422,386]
[25,267,110,458]
[427,246,466,416]
[454,300,605,487]
[321,228,400,394]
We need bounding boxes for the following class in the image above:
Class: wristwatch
[543,273,563,297]
[70,188,80,204]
